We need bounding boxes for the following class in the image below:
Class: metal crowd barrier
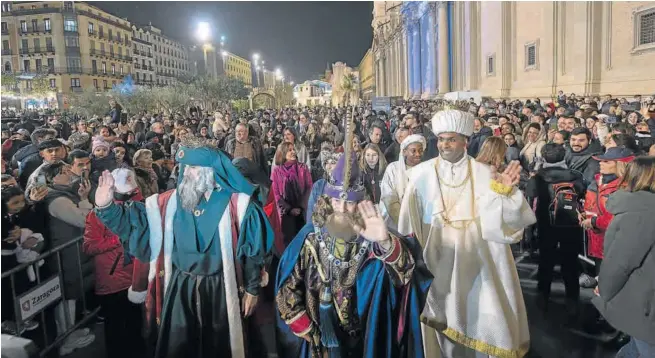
[1,236,100,357]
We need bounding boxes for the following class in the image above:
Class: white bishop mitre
[431,110,475,137]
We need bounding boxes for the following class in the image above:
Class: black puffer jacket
[592,190,655,345]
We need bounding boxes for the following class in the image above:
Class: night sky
[88,1,374,83]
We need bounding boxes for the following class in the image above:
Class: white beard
[177,167,215,212]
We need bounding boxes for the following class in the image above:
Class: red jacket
[83,191,144,295]
[583,174,621,259]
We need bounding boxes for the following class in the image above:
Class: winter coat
[224,136,269,176]
[11,143,39,170]
[583,174,621,259]
[83,191,144,295]
[467,126,493,158]
[526,166,586,238]
[134,167,159,198]
[592,190,655,345]
[565,143,601,188]
[44,188,95,300]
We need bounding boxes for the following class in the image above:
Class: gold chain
[436,158,471,188]
[435,158,476,230]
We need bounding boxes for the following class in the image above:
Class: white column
[401,29,409,99]
[438,2,450,94]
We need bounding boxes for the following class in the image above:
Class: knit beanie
[92,138,110,152]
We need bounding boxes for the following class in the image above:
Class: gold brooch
[177,150,184,159]
[194,209,205,217]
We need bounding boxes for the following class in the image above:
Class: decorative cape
[274,224,433,358]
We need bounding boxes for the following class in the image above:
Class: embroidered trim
[441,327,529,358]
[490,180,514,196]
[287,311,313,336]
[375,236,399,263]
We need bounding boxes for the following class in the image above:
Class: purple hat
[324,153,366,202]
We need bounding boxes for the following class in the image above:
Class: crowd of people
[1,91,654,358]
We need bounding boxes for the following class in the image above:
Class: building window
[49,79,56,88]
[64,20,77,32]
[35,58,42,71]
[102,62,106,73]
[103,79,107,89]
[108,29,113,40]
[524,40,539,70]
[632,7,655,53]
[111,63,115,74]
[4,62,10,72]
[20,20,27,33]
[71,78,80,87]
[1,22,7,33]
[44,19,50,31]
[88,22,94,34]
[47,58,54,69]
[31,19,37,32]
[23,59,30,71]
[45,37,53,51]
[91,59,97,72]
[93,79,98,88]
[640,11,655,45]
[120,65,123,75]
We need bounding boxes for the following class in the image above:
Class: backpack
[548,182,581,227]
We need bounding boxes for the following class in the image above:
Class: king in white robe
[398,154,536,358]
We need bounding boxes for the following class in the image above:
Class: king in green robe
[93,138,273,358]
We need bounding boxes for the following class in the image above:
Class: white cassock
[379,160,411,231]
[398,155,536,358]
[379,134,426,231]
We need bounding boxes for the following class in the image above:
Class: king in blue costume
[93,136,273,358]
[275,149,432,358]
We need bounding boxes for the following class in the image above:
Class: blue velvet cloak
[275,224,433,358]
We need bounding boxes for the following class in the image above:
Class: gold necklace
[435,158,476,230]
[436,158,471,188]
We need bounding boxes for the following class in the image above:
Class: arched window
[4,62,10,72]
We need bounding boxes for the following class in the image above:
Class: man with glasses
[399,106,536,358]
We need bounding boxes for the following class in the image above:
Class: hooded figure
[92,136,274,358]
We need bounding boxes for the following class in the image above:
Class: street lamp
[196,22,211,43]
[196,22,212,76]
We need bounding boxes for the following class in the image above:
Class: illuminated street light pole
[196,22,211,76]
[253,53,260,87]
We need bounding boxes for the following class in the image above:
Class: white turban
[431,110,475,137]
[400,134,426,152]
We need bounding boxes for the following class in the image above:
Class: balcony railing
[1,28,8,35]
[70,86,83,93]
[20,48,29,55]
[30,47,56,54]
[2,49,12,55]
[134,63,141,69]
[19,26,52,35]
[88,30,97,37]
[98,32,105,39]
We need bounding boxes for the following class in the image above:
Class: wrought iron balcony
[19,26,52,35]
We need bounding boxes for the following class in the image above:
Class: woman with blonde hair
[476,136,510,173]
[359,143,387,203]
[592,156,655,357]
